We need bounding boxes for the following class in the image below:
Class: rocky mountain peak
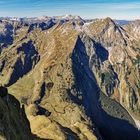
[88,17,122,35]
[102,17,116,25]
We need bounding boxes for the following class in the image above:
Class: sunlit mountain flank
[0,1,140,140]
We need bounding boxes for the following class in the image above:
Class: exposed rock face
[84,18,140,132]
[0,86,33,140]
[0,17,140,140]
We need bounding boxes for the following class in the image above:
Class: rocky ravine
[0,16,140,140]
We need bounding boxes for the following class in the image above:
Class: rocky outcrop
[0,86,33,140]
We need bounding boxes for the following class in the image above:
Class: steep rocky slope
[0,86,33,140]
[0,17,140,140]
[84,18,140,122]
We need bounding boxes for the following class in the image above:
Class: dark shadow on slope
[6,40,40,86]
[0,23,13,44]
[0,23,14,53]
[71,36,140,140]
[0,86,50,140]
[0,59,6,73]
[0,86,34,139]
[94,42,109,62]
[36,105,51,117]
[34,82,46,105]
[60,125,80,140]
[67,88,82,105]
[28,20,56,33]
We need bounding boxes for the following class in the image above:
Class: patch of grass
[132,55,140,65]
[99,92,135,126]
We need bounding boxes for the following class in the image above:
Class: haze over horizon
[0,0,140,20]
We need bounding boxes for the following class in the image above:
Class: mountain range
[0,15,140,140]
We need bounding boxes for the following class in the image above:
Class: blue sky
[0,0,140,19]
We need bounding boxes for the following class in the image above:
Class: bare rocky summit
[0,16,140,140]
